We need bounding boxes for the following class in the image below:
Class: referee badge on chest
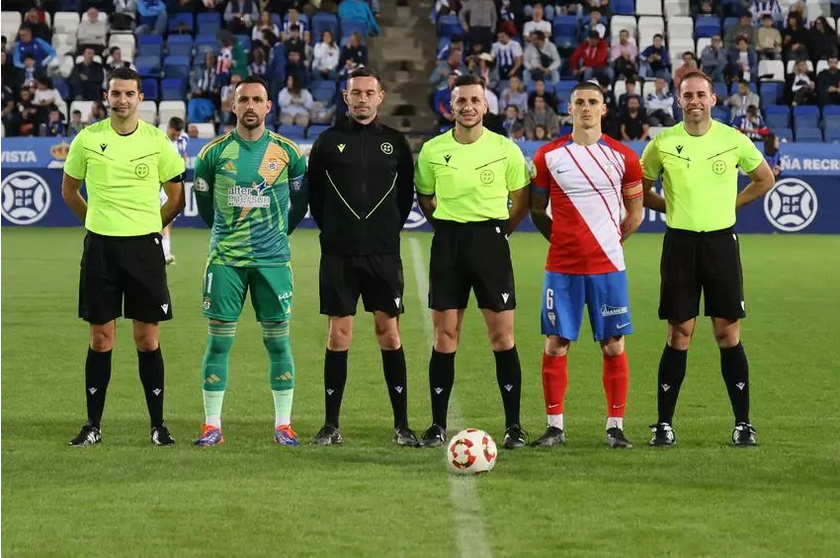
[380,142,394,155]
[712,160,727,175]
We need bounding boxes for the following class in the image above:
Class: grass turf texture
[2,228,839,557]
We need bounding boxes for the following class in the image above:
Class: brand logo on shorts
[712,160,726,175]
[480,170,494,184]
[278,292,292,301]
[135,163,150,178]
[501,293,510,303]
[202,297,211,310]
[547,311,556,326]
[394,386,403,394]
[394,297,401,307]
[616,322,631,330]
[736,382,746,391]
[161,303,169,313]
[600,304,628,317]
[152,388,162,396]
[1,171,51,225]
[326,389,334,395]
[380,142,394,155]
[763,178,818,232]
[228,181,271,208]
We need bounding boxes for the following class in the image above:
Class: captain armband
[622,182,643,200]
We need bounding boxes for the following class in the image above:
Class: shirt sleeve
[529,146,551,193]
[735,129,764,173]
[640,136,662,181]
[286,144,309,234]
[159,132,186,182]
[505,139,529,192]
[193,144,215,227]
[622,149,643,187]
[414,143,436,196]
[63,130,87,180]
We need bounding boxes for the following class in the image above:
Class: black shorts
[79,232,173,325]
[319,253,405,317]
[429,220,515,312]
[658,227,745,323]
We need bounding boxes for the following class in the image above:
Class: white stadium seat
[758,59,785,81]
[138,100,159,125]
[74,54,103,64]
[696,37,712,57]
[612,79,627,97]
[786,59,814,73]
[649,126,669,138]
[610,15,637,41]
[194,123,216,138]
[667,16,694,42]
[806,1,829,21]
[664,0,690,17]
[636,0,663,16]
[56,55,75,78]
[816,59,829,74]
[669,39,695,61]
[158,101,186,125]
[53,11,81,35]
[108,34,136,61]
[70,100,94,122]
[638,16,665,46]
[52,33,77,56]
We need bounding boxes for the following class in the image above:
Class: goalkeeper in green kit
[192,76,308,446]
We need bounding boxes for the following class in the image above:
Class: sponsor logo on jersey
[228,181,271,208]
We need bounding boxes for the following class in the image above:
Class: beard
[239,113,262,130]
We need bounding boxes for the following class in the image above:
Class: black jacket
[307,118,415,256]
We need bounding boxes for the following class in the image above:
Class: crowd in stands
[431,0,840,143]
[1,0,382,139]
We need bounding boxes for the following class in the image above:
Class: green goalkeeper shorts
[202,263,294,322]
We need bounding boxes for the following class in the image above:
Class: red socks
[541,353,568,415]
[602,353,629,418]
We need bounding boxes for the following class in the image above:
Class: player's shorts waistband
[665,226,735,237]
[434,219,508,229]
[86,230,161,241]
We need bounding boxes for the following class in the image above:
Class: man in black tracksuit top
[306,67,418,447]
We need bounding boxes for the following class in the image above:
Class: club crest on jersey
[267,160,279,172]
[228,180,271,208]
[380,142,394,155]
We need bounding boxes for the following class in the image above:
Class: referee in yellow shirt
[61,67,186,447]
[415,74,531,449]
[641,71,775,447]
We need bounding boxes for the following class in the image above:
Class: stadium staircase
[368,0,438,147]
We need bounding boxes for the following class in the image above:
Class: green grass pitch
[2,228,839,557]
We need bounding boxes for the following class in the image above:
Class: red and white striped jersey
[531,134,642,275]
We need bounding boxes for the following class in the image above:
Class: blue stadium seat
[135,55,161,77]
[723,17,740,32]
[721,0,746,17]
[729,82,757,94]
[276,124,306,140]
[195,34,218,55]
[825,128,840,143]
[712,106,730,123]
[759,81,783,106]
[284,12,309,29]
[312,12,339,40]
[774,128,793,142]
[196,12,222,35]
[312,81,336,103]
[307,124,329,139]
[612,0,635,15]
[795,127,823,142]
[713,82,728,101]
[765,105,790,129]
[168,12,194,34]
[163,55,190,80]
[142,78,159,100]
[437,14,461,39]
[793,105,820,129]
[553,16,578,49]
[161,78,187,101]
[341,19,367,42]
[137,35,163,58]
[695,16,722,39]
[166,35,193,57]
[53,78,71,101]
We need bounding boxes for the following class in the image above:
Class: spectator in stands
[485,84,500,114]
[192,52,221,105]
[700,35,728,83]
[570,30,612,82]
[618,78,641,111]
[32,76,67,121]
[339,32,368,68]
[438,35,464,61]
[187,123,199,138]
[2,50,21,94]
[786,1,809,28]
[224,0,260,34]
[789,59,817,106]
[502,104,522,134]
[312,30,340,81]
[732,104,768,140]
[44,106,65,136]
[498,0,523,38]
[581,9,606,40]
[253,11,281,42]
[283,24,307,59]
[459,0,496,51]
[89,101,106,124]
[112,0,137,32]
[818,55,840,105]
[673,51,698,90]
[523,31,561,85]
[282,8,310,44]
[756,14,783,60]
[727,37,758,83]
[339,0,380,37]
[434,73,457,125]
[501,76,528,113]
[135,0,168,36]
[68,109,84,136]
[750,0,782,26]
[809,17,838,62]
[524,95,559,139]
[510,120,526,141]
[17,88,38,136]
[581,0,610,15]
[104,47,135,81]
[782,13,809,61]
[619,96,649,141]
[694,0,721,17]
[611,29,638,79]
[249,46,268,78]
[77,7,109,56]
[24,8,52,43]
[528,79,557,110]
[724,14,756,51]
[13,25,56,71]
[532,124,548,140]
[639,34,671,81]
[646,77,675,127]
[523,3,552,38]
[491,29,524,79]
[596,74,616,111]
[725,80,760,121]
[2,82,19,136]
[468,52,499,91]
[278,73,313,127]
[21,54,38,89]
[763,133,782,176]
[429,49,467,89]
[219,72,241,125]
[70,48,105,102]
[285,50,309,86]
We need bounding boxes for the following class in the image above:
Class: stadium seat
[729,82,757,94]
[312,81,336,103]
[816,59,829,74]
[822,105,840,125]
[670,38,696,61]
[713,82,728,100]
[307,124,329,139]
[806,2,828,22]
[612,0,636,15]
[774,127,793,142]
[759,81,784,106]
[758,60,785,82]
[163,55,191,80]
[196,12,222,35]
[276,124,306,140]
[70,100,93,122]
[609,15,637,41]
[52,33,77,57]
[193,122,216,138]
[161,78,187,101]
[138,35,163,58]
[667,16,694,41]
[722,16,740,32]
[793,105,820,129]
[696,37,712,57]
[694,16,722,39]
[142,78,159,101]
[721,0,746,17]
[664,0,690,17]
[168,12,194,34]
[612,79,627,97]
[108,34,136,61]
[554,16,580,48]
[53,78,71,101]
[312,12,339,39]
[135,55,162,78]
[825,128,840,143]
[786,59,814,74]
[195,34,218,55]
[158,100,186,124]
[795,127,823,142]
[59,0,82,10]
[765,105,791,129]
[638,16,665,47]
[138,100,158,124]
[636,0,662,16]
[712,106,730,123]
[1,12,21,40]
[166,35,193,57]
[52,11,80,35]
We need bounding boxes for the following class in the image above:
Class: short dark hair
[452,74,484,89]
[678,71,715,94]
[289,24,299,31]
[347,66,384,89]
[532,30,545,41]
[653,33,663,40]
[234,75,270,97]
[451,34,464,43]
[107,66,143,92]
[168,116,185,131]
[571,80,605,100]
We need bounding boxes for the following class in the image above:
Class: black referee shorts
[79,232,173,325]
[319,253,405,317]
[658,226,745,323]
[429,220,515,312]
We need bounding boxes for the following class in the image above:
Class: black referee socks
[138,348,165,428]
[381,348,409,428]
[720,343,750,424]
[494,346,522,428]
[429,349,456,429]
[324,349,348,428]
[657,344,688,425]
[85,348,112,428]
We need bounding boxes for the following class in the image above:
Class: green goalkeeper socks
[263,322,294,426]
[202,322,236,428]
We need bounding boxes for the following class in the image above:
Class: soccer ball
[446,429,497,475]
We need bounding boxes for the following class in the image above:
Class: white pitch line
[409,236,493,558]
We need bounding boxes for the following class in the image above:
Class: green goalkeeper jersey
[194,129,308,267]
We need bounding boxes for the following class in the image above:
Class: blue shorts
[541,270,633,342]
